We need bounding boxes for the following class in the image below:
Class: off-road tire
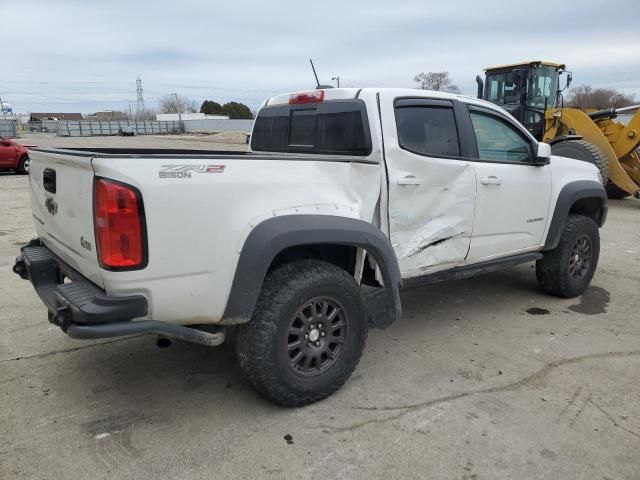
[536,214,599,298]
[17,155,30,175]
[551,140,609,185]
[605,182,631,199]
[236,259,368,407]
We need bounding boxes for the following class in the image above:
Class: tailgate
[29,149,104,288]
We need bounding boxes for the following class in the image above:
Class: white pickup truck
[15,88,607,406]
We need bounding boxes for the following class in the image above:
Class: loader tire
[536,214,599,298]
[605,182,631,199]
[551,140,609,185]
[236,259,368,407]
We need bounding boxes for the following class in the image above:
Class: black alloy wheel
[568,235,592,280]
[286,297,347,376]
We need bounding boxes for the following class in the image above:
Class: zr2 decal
[159,165,226,179]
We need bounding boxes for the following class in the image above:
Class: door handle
[397,176,423,186]
[480,176,502,186]
[43,168,57,193]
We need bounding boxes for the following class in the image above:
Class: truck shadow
[65,263,546,412]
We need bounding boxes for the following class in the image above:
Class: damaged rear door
[381,96,477,278]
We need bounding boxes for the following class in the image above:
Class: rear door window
[394,102,460,158]
[251,100,371,156]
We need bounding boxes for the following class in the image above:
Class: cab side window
[469,110,533,163]
[395,104,460,158]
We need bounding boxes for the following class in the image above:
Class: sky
[3,0,640,114]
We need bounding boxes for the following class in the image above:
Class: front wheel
[536,214,600,298]
[236,259,368,406]
[17,156,30,175]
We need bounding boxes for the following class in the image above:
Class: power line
[0,78,295,94]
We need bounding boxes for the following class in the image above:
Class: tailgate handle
[43,168,57,194]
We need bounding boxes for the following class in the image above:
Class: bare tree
[414,71,460,93]
[138,109,157,121]
[131,108,156,121]
[566,84,635,110]
[158,94,198,114]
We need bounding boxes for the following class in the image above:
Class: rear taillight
[288,90,324,104]
[94,178,147,270]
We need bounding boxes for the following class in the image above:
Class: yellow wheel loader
[476,61,640,199]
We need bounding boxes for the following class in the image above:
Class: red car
[0,137,30,174]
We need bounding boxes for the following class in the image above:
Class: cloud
[3,0,639,113]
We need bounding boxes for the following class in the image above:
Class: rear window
[251,100,371,156]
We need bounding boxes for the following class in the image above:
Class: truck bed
[29,146,374,163]
[26,145,381,325]
[30,146,251,157]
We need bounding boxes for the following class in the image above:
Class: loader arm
[545,107,640,197]
[595,108,640,190]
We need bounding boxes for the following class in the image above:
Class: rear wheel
[236,259,368,406]
[551,140,608,185]
[17,156,30,175]
[536,214,600,298]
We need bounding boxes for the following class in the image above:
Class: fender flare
[221,215,402,328]
[543,180,607,251]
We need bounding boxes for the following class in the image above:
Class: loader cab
[479,61,566,140]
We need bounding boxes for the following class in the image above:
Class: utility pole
[0,96,7,121]
[136,77,145,119]
[332,76,340,88]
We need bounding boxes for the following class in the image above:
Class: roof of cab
[265,88,361,106]
[263,87,505,115]
[484,60,566,71]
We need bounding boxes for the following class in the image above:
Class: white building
[156,113,229,121]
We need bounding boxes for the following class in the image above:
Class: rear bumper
[14,239,224,346]
[14,239,148,329]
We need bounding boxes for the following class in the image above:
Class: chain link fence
[56,120,183,137]
[0,119,17,138]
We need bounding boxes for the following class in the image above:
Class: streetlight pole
[331,76,340,88]
[172,93,182,122]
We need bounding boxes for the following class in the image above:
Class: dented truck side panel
[386,153,476,277]
[377,91,477,278]
[92,155,382,325]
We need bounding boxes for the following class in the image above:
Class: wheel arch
[221,215,402,328]
[544,180,607,251]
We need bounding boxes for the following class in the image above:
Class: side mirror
[536,142,551,165]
